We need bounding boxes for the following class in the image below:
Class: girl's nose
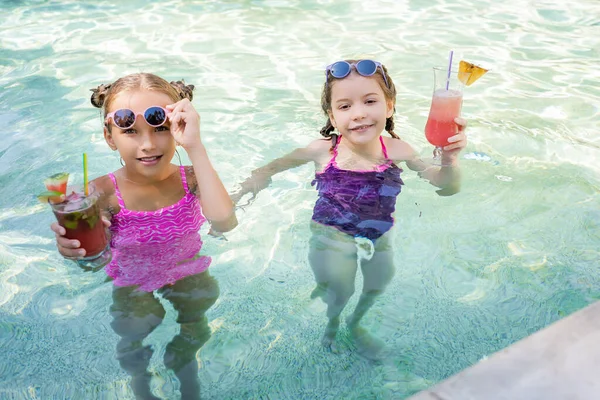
[351,105,366,120]
[140,131,156,150]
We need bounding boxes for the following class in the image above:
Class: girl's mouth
[137,155,162,165]
[350,124,373,132]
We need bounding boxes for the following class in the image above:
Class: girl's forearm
[187,145,237,231]
[253,149,312,177]
[433,163,461,196]
[238,150,311,193]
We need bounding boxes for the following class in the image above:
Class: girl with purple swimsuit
[232,59,468,358]
[51,73,237,399]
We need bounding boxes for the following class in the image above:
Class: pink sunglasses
[105,106,171,129]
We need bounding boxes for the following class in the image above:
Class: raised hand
[166,99,202,151]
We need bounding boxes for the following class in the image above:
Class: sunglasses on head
[325,59,389,88]
[105,106,170,130]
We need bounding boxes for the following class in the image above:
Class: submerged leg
[348,235,395,359]
[308,223,359,353]
[160,271,219,400]
[110,285,165,400]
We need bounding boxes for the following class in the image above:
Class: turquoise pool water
[1,0,599,398]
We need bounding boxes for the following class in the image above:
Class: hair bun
[90,83,112,108]
[170,80,195,101]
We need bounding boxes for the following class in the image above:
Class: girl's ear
[104,126,117,151]
[327,110,337,129]
[386,100,395,119]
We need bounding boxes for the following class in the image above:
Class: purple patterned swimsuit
[311,136,404,242]
[105,166,211,292]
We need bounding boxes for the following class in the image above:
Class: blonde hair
[90,72,194,116]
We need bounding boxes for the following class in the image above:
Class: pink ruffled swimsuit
[105,166,211,292]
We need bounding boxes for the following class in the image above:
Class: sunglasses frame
[105,106,171,130]
[325,60,389,88]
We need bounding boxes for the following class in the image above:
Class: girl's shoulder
[300,138,333,167]
[306,137,334,152]
[92,174,116,197]
[382,136,418,162]
[90,174,120,218]
[183,165,199,196]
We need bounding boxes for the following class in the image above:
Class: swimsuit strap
[179,165,190,194]
[108,172,126,209]
[324,136,341,169]
[379,136,389,159]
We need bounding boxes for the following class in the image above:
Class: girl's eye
[338,104,350,110]
[155,126,170,132]
[123,128,136,134]
[366,99,377,104]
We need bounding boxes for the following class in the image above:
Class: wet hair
[90,73,195,131]
[320,59,399,150]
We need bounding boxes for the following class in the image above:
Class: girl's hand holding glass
[51,215,111,259]
[440,117,468,164]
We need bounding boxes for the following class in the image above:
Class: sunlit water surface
[1,0,599,398]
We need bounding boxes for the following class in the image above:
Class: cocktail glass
[50,183,111,270]
[424,67,469,166]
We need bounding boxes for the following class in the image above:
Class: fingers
[100,213,112,228]
[51,222,86,258]
[56,235,86,258]
[166,99,201,145]
[166,98,193,112]
[50,222,65,236]
[443,142,465,152]
[444,128,468,151]
[454,117,467,132]
[166,99,199,125]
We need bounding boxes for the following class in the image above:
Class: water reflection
[107,241,218,400]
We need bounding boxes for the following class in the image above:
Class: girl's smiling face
[327,72,394,146]
[104,89,176,181]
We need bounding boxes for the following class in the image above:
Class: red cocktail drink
[424,66,468,165]
[425,88,463,147]
[51,185,111,268]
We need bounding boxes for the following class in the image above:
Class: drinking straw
[445,50,454,90]
[83,153,89,196]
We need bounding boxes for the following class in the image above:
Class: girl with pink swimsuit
[51,73,237,399]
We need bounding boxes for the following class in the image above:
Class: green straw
[83,153,89,196]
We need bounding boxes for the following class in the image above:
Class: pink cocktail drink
[425,89,463,147]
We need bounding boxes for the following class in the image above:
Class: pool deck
[408,300,600,400]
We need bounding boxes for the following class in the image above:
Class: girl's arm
[231,139,329,204]
[167,99,237,232]
[187,146,238,232]
[405,153,462,196]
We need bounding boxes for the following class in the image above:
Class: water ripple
[1,0,600,398]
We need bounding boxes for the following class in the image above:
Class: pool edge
[408,300,600,400]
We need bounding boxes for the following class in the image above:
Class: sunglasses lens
[329,61,351,79]
[356,60,378,76]
[144,107,167,127]
[113,109,136,129]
